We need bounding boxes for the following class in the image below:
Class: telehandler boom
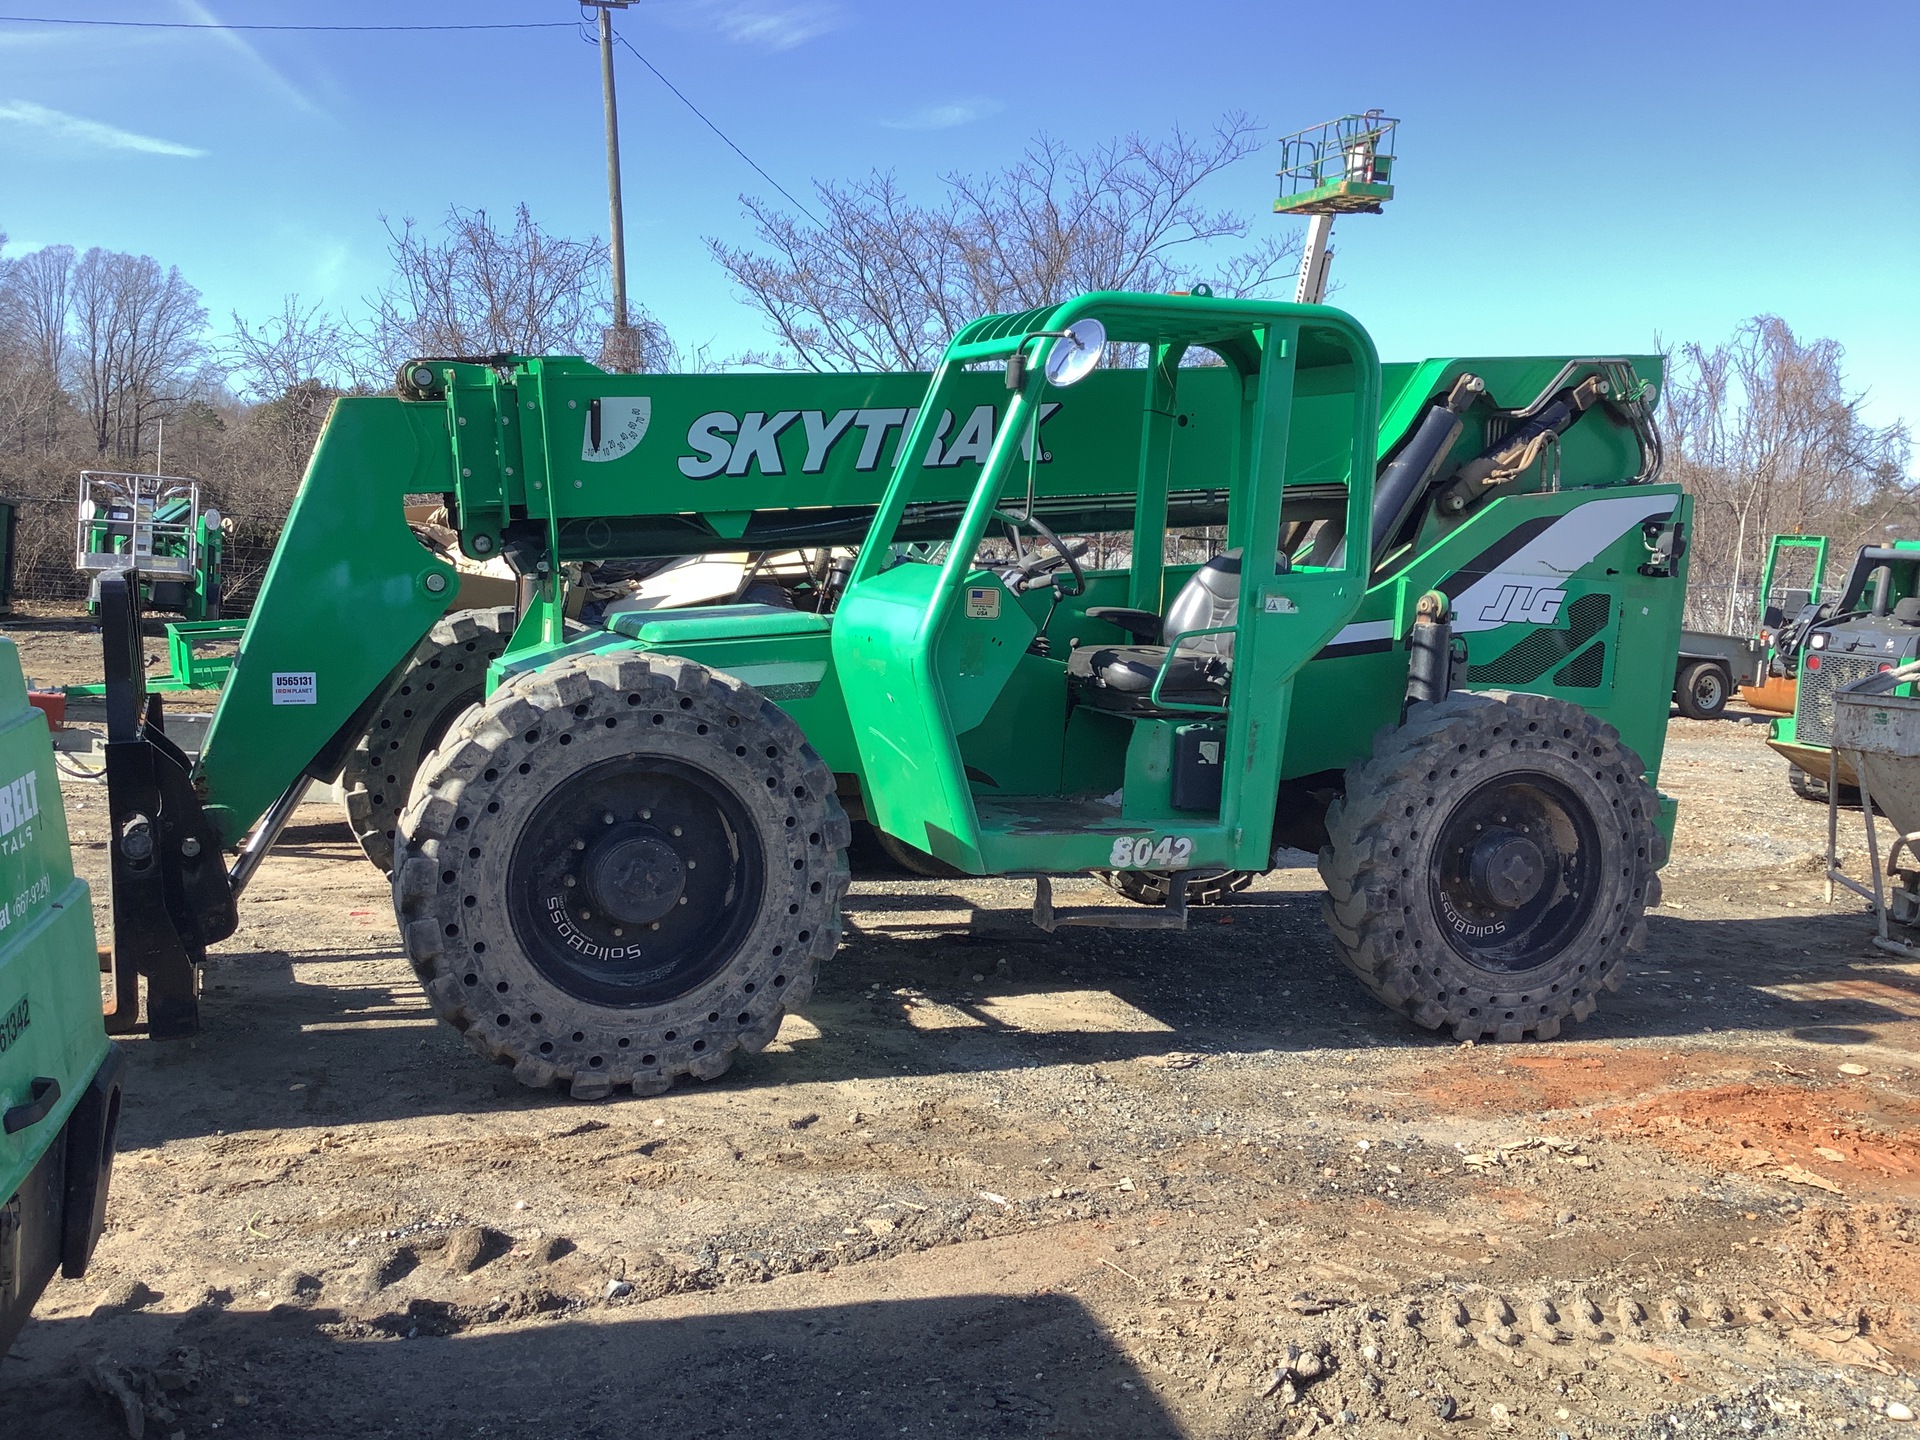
[96,291,1684,1099]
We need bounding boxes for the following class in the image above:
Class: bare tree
[0,242,75,454]
[220,294,360,493]
[369,204,674,373]
[708,113,1299,371]
[69,247,208,460]
[1663,315,1913,631]
[226,294,353,400]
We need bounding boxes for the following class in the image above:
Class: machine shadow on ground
[106,878,1910,1148]
[6,1290,1183,1439]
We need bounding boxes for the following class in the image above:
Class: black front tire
[1318,691,1661,1042]
[1675,661,1729,720]
[393,651,850,1099]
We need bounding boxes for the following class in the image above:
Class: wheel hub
[584,829,686,925]
[1467,831,1546,909]
[505,755,765,1007]
[1429,771,1603,973]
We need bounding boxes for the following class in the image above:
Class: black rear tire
[1099,868,1259,906]
[1675,661,1729,720]
[393,650,850,1098]
[342,606,517,874]
[1788,765,1860,807]
[1318,691,1661,1042]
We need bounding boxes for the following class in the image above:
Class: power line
[2,11,826,229]
[0,15,573,30]
[611,31,827,230]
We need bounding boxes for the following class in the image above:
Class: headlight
[1811,633,1827,649]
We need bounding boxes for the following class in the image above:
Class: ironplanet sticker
[272,672,318,706]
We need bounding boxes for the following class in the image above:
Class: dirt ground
[5,612,1920,1440]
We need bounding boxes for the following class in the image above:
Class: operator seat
[1066,550,1243,713]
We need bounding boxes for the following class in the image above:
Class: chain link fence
[4,494,285,612]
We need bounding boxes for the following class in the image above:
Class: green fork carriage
[97,290,1686,1097]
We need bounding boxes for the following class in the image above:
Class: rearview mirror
[1043,318,1106,387]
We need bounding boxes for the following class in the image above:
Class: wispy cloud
[691,1,841,50]
[881,97,1005,131]
[0,100,205,157]
[179,0,328,119]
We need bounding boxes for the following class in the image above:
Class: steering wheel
[991,508,1086,597]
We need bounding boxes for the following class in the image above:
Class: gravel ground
[4,614,1918,1440]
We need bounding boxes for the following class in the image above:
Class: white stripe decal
[1328,619,1395,648]
[1450,495,1676,635]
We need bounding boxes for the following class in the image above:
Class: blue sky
[0,1,1914,440]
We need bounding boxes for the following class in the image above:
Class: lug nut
[572,839,586,851]
[603,812,615,825]
[671,826,683,837]
[563,876,576,888]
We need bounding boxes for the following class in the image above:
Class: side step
[1031,874,1189,933]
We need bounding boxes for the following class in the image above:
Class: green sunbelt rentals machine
[1767,541,1920,800]
[0,635,123,1354]
[95,291,1686,1098]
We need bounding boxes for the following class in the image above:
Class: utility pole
[583,0,635,370]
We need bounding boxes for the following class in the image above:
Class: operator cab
[829,291,1378,880]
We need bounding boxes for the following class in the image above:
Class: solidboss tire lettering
[341,606,518,874]
[392,650,850,1099]
[1317,691,1661,1042]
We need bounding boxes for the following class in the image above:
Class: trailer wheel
[1318,691,1661,1042]
[341,607,518,874]
[1099,868,1259,906]
[1675,660,1729,720]
[393,650,850,1099]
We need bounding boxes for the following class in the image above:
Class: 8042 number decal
[1108,835,1194,869]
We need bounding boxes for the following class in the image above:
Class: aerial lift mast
[1276,110,1399,305]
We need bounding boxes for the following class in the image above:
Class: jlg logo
[1477,584,1567,626]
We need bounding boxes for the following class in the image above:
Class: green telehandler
[94,289,1684,1098]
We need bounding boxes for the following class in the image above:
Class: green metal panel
[195,399,458,845]
[1284,486,1689,782]
[0,637,107,1209]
